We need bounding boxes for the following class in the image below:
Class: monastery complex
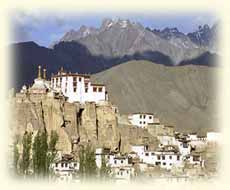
[10,65,220,183]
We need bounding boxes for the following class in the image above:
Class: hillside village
[8,65,220,183]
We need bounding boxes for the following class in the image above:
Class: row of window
[117,170,129,176]
[114,160,126,164]
[93,87,103,92]
[55,162,77,168]
[139,115,153,119]
[62,86,103,93]
[144,153,180,161]
[52,76,83,83]
[155,161,173,166]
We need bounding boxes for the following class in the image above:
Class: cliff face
[9,93,157,154]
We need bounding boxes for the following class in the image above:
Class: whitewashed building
[95,148,131,169]
[157,135,177,146]
[207,132,220,143]
[113,166,135,182]
[187,133,207,148]
[51,67,107,103]
[176,139,191,156]
[50,160,79,182]
[141,146,183,170]
[187,154,203,166]
[128,113,159,128]
[131,144,149,160]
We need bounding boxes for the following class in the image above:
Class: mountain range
[11,18,219,90]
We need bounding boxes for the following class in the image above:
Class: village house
[50,154,79,182]
[186,153,204,166]
[187,133,207,148]
[206,132,220,144]
[131,144,149,160]
[95,148,131,169]
[176,139,192,156]
[112,166,135,182]
[128,113,159,128]
[141,145,183,170]
[157,135,176,146]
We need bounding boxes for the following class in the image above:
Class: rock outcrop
[9,93,158,154]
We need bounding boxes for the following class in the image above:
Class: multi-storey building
[50,67,108,103]
[128,113,158,128]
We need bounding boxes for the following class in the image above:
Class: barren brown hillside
[92,60,219,134]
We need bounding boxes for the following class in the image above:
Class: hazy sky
[10,10,218,47]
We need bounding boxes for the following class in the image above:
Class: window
[162,155,165,160]
[140,115,142,119]
[65,163,68,167]
[140,121,142,124]
[145,153,149,156]
[143,121,146,124]
[193,156,200,161]
[74,163,77,167]
[56,163,58,167]
[157,155,161,160]
[177,155,180,161]
[98,87,103,92]
[155,162,161,166]
[73,87,77,92]
[151,152,154,156]
[61,163,64,167]
[162,162,166,166]
[127,170,129,174]
[169,156,172,160]
[183,143,188,148]
[73,81,77,87]
[85,88,88,93]
[79,77,82,82]
[73,77,77,82]
[93,87,97,92]
[121,160,123,164]
[143,115,146,119]
[114,160,117,164]
[149,116,152,119]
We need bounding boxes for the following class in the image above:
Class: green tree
[78,144,97,181]
[20,131,32,176]
[47,130,59,176]
[100,155,111,180]
[32,129,48,178]
[79,146,85,180]
[84,144,97,179]
[13,141,20,174]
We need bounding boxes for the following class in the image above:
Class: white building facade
[141,150,183,170]
[50,160,79,182]
[207,132,220,144]
[51,69,107,103]
[128,113,158,128]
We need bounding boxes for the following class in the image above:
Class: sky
[10,10,218,47]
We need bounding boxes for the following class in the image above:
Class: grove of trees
[13,129,59,179]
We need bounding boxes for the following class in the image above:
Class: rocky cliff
[9,93,158,154]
